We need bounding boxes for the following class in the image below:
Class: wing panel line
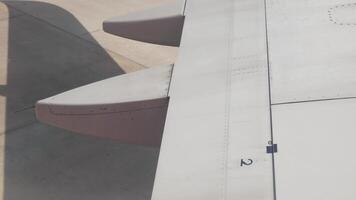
[263,0,277,199]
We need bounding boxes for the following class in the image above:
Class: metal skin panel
[267,2,356,197]
[36,65,173,146]
[267,0,356,104]
[152,0,274,199]
[272,99,356,200]
[103,1,185,47]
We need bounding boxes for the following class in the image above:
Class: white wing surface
[152,0,274,199]
[269,1,356,199]
[152,0,356,199]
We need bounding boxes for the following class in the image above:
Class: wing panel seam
[263,0,277,199]
[272,96,356,106]
[220,1,234,199]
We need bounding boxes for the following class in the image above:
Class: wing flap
[273,99,356,200]
[36,65,173,146]
[103,1,185,46]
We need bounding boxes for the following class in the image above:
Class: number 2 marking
[240,159,253,167]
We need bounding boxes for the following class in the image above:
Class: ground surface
[0,0,177,199]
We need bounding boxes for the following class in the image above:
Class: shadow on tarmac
[1,1,159,200]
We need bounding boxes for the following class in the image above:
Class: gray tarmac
[0,1,177,199]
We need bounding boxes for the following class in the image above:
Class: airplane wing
[152,0,356,199]
[35,0,356,199]
[152,0,274,199]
